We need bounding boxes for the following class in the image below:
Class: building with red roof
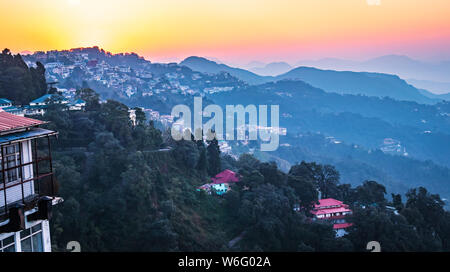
[0,110,62,252]
[211,169,239,184]
[0,110,46,134]
[311,198,353,237]
[197,170,240,195]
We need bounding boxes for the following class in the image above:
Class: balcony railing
[0,136,58,220]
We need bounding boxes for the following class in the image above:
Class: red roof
[333,223,353,229]
[311,206,352,215]
[211,169,239,184]
[315,198,344,208]
[0,110,45,133]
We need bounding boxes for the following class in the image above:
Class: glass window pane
[20,228,31,239]
[32,224,42,233]
[21,237,32,252]
[32,232,43,252]
[3,244,15,252]
[3,235,14,246]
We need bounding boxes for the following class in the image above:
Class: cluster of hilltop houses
[0,95,86,117]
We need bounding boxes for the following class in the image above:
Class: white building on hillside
[0,110,63,252]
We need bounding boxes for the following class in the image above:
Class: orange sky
[1,0,450,63]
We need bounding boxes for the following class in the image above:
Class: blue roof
[0,98,12,104]
[68,99,86,106]
[0,128,57,145]
[30,94,67,104]
[24,105,47,109]
[2,106,23,113]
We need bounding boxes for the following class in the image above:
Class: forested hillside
[33,89,450,252]
[3,52,450,251]
[211,80,450,174]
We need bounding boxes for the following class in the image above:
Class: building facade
[0,110,62,252]
[311,198,353,237]
[197,169,240,195]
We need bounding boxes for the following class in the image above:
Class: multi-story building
[0,99,24,116]
[311,198,353,237]
[0,110,62,252]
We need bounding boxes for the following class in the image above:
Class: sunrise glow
[1,0,450,63]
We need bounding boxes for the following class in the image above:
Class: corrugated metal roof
[0,110,45,133]
[315,198,344,208]
[211,169,240,184]
[0,127,57,145]
[311,206,352,215]
[30,94,67,104]
[0,98,12,104]
[333,223,353,229]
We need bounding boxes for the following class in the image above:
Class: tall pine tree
[206,131,221,176]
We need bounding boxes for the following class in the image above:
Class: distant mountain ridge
[181,56,439,104]
[248,62,292,76]
[180,56,271,85]
[275,66,438,104]
[297,55,450,92]
[406,79,450,95]
[417,89,450,101]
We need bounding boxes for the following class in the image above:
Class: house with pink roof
[211,169,240,184]
[310,198,353,237]
[197,170,240,195]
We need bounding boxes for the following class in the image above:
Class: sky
[1,0,450,64]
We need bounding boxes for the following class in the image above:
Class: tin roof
[0,110,45,133]
[315,198,344,208]
[0,98,12,105]
[311,206,352,215]
[211,169,240,184]
[0,127,57,145]
[30,94,67,104]
[333,223,353,229]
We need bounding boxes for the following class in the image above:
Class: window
[20,223,43,252]
[0,235,15,252]
[0,143,21,184]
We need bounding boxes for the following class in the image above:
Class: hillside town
[0,95,86,117]
[22,47,244,101]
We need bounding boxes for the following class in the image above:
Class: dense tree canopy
[28,88,450,252]
[0,49,47,104]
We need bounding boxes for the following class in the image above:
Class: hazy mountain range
[296,55,450,94]
[236,55,450,95]
[16,47,450,201]
[180,56,268,85]
[209,80,450,198]
[180,56,449,104]
[247,61,292,76]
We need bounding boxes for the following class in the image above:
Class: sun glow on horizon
[1,0,450,64]
[67,0,81,6]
